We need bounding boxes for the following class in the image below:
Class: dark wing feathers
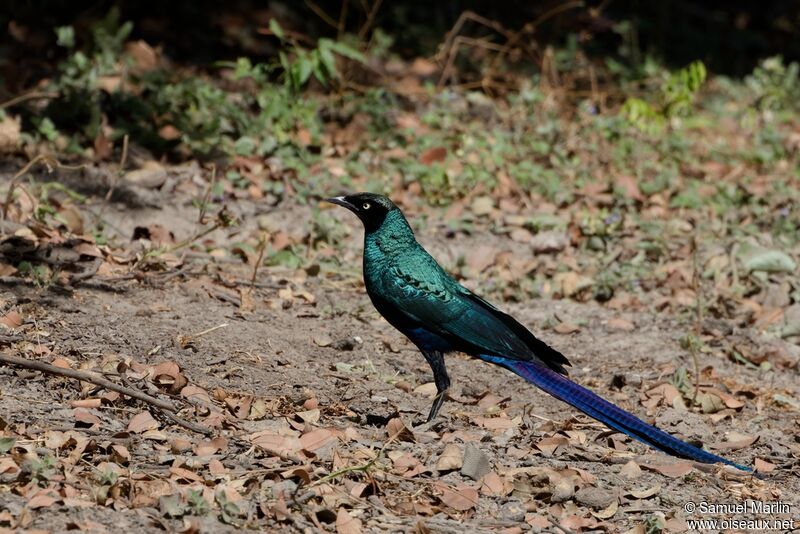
[380,256,570,374]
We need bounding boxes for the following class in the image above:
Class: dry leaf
[73,408,102,427]
[300,428,337,451]
[470,413,510,430]
[181,385,212,405]
[553,322,580,334]
[413,382,438,397]
[535,436,569,455]
[591,499,619,519]
[127,411,159,433]
[209,458,227,476]
[619,460,642,479]
[607,318,635,331]
[419,146,447,165]
[627,484,661,499]
[27,492,58,509]
[436,482,479,511]
[0,310,23,329]
[387,418,415,442]
[436,444,463,471]
[480,471,507,496]
[195,437,228,456]
[249,430,302,457]
[754,458,775,473]
[652,462,693,477]
[714,433,758,451]
[336,507,362,534]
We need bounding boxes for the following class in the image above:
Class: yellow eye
[362,202,371,210]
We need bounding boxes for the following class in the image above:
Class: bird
[327,192,750,472]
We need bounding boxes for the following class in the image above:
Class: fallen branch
[162,410,213,436]
[0,351,215,435]
[0,351,177,411]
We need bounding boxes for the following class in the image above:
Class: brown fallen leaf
[181,385,212,405]
[73,408,102,427]
[607,318,635,331]
[195,436,228,456]
[127,411,159,433]
[0,310,23,329]
[480,471,507,496]
[591,499,619,520]
[714,433,758,451]
[27,491,59,509]
[754,458,776,473]
[619,460,642,479]
[151,361,188,394]
[209,458,227,476]
[300,428,337,451]
[436,443,463,471]
[651,461,693,478]
[534,436,569,455]
[436,482,479,511]
[472,415,519,431]
[70,398,102,409]
[111,444,131,463]
[627,484,661,499]
[169,466,204,483]
[336,507,363,534]
[171,438,193,453]
[419,146,447,165]
[387,418,415,442]
[553,322,580,335]
[249,430,302,457]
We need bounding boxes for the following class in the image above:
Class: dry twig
[0,351,212,435]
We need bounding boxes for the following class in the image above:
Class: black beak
[325,196,356,211]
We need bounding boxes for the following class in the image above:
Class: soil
[0,169,798,533]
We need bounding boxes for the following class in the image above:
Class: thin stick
[197,164,217,225]
[250,233,268,287]
[690,233,702,406]
[305,0,339,30]
[0,352,214,435]
[194,323,229,338]
[0,91,59,109]
[357,0,383,40]
[163,411,213,436]
[2,156,86,220]
[0,351,177,411]
[337,0,349,39]
[104,134,129,203]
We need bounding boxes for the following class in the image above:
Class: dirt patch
[1,191,797,532]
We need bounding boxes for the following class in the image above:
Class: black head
[326,193,399,233]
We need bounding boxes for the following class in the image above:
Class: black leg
[421,350,450,422]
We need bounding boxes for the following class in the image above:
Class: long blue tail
[480,356,750,471]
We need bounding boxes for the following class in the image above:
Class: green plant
[44,9,133,145]
[271,21,366,92]
[621,61,707,132]
[30,454,58,484]
[746,56,800,111]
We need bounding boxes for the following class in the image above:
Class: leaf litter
[0,40,798,534]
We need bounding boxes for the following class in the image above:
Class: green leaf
[0,437,15,453]
[327,40,367,63]
[159,494,186,518]
[317,45,338,79]
[296,56,313,87]
[56,26,75,48]
[269,19,285,41]
[738,244,797,273]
